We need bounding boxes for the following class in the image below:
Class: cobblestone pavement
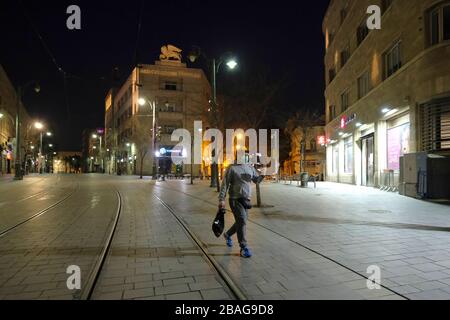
[1,174,450,300]
[158,179,450,300]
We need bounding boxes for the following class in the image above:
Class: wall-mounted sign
[317,136,326,145]
[340,113,357,129]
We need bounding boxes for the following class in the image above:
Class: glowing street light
[138,98,146,106]
[226,60,238,70]
[34,122,44,130]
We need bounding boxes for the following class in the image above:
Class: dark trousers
[226,199,248,248]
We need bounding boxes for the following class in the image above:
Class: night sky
[1,0,330,151]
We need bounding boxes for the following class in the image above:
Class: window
[431,8,440,45]
[164,81,178,91]
[444,5,450,40]
[344,137,353,174]
[329,68,336,83]
[340,8,348,25]
[357,20,369,46]
[332,144,339,174]
[384,42,402,79]
[310,139,317,152]
[329,105,336,121]
[341,46,350,68]
[429,4,450,45]
[341,90,349,112]
[358,72,370,99]
[421,98,450,151]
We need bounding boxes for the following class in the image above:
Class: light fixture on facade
[385,108,399,117]
[355,122,362,128]
[155,151,161,157]
[126,143,131,147]
[0,113,3,118]
[138,98,146,106]
[338,132,344,136]
[382,108,391,114]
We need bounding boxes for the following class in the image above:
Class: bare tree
[133,117,152,179]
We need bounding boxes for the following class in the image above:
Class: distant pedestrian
[218,154,262,258]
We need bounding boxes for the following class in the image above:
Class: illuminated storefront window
[387,123,410,171]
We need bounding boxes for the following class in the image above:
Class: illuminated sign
[340,113,357,129]
[317,136,326,145]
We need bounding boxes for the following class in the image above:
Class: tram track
[0,180,80,238]
[80,190,122,300]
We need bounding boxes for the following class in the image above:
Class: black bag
[212,208,226,238]
[238,198,253,210]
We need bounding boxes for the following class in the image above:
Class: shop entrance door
[361,135,375,187]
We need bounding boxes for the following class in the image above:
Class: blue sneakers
[224,233,233,248]
[240,247,252,258]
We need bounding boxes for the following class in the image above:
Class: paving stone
[200,288,231,300]
[123,288,155,300]
[154,284,190,296]
[166,291,202,300]
[189,280,223,291]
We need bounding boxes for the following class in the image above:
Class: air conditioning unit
[399,152,450,199]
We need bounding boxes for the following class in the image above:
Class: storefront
[326,108,411,188]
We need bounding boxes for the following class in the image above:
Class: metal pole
[191,134,194,185]
[39,132,43,174]
[210,58,218,189]
[100,136,103,173]
[14,87,23,180]
[152,101,157,180]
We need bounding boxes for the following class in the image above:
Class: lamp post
[138,97,158,180]
[188,46,237,191]
[14,82,40,180]
[92,133,103,173]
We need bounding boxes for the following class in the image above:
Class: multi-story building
[323,0,450,188]
[283,126,326,180]
[81,128,104,173]
[0,65,31,175]
[105,47,211,176]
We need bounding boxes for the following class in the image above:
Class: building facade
[323,0,450,188]
[283,126,326,179]
[105,50,211,176]
[0,65,31,175]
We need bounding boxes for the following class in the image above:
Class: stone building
[283,126,326,179]
[0,65,31,175]
[323,0,450,187]
[105,47,211,176]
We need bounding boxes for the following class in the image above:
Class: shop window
[387,122,410,170]
[332,144,339,174]
[344,137,353,174]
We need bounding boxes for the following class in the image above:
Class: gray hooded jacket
[218,164,260,202]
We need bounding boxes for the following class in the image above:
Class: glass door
[361,135,375,186]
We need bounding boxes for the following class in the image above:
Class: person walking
[218,155,261,258]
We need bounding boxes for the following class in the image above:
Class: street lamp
[188,46,238,190]
[92,133,103,173]
[14,82,40,180]
[138,97,158,180]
